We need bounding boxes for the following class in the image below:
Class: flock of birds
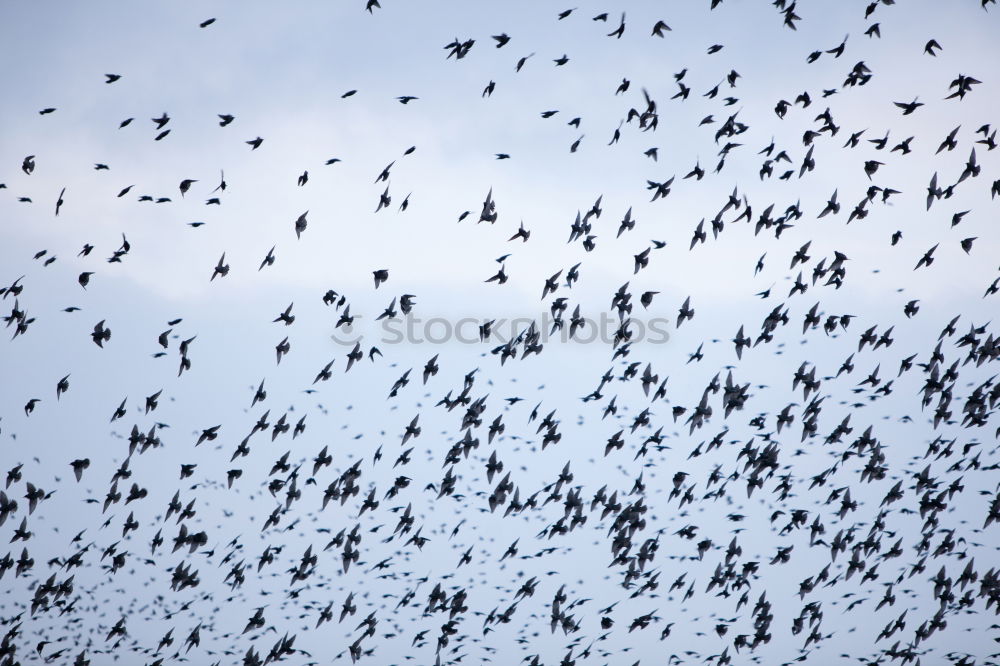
[2,1,1000,665]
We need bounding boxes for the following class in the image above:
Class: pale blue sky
[1,1,1000,664]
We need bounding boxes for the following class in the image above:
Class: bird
[211,253,230,280]
[259,246,276,270]
[273,303,295,326]
[893,98,924,115]
[91,320,111,347]
[0,6,998,666]
[294,212,308,239]
[914,244,939,270]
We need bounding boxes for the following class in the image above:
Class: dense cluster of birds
[2,1,1000,665]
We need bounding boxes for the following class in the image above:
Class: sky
[1,0,1000,664]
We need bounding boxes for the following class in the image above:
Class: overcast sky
[2,1,1000,665]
